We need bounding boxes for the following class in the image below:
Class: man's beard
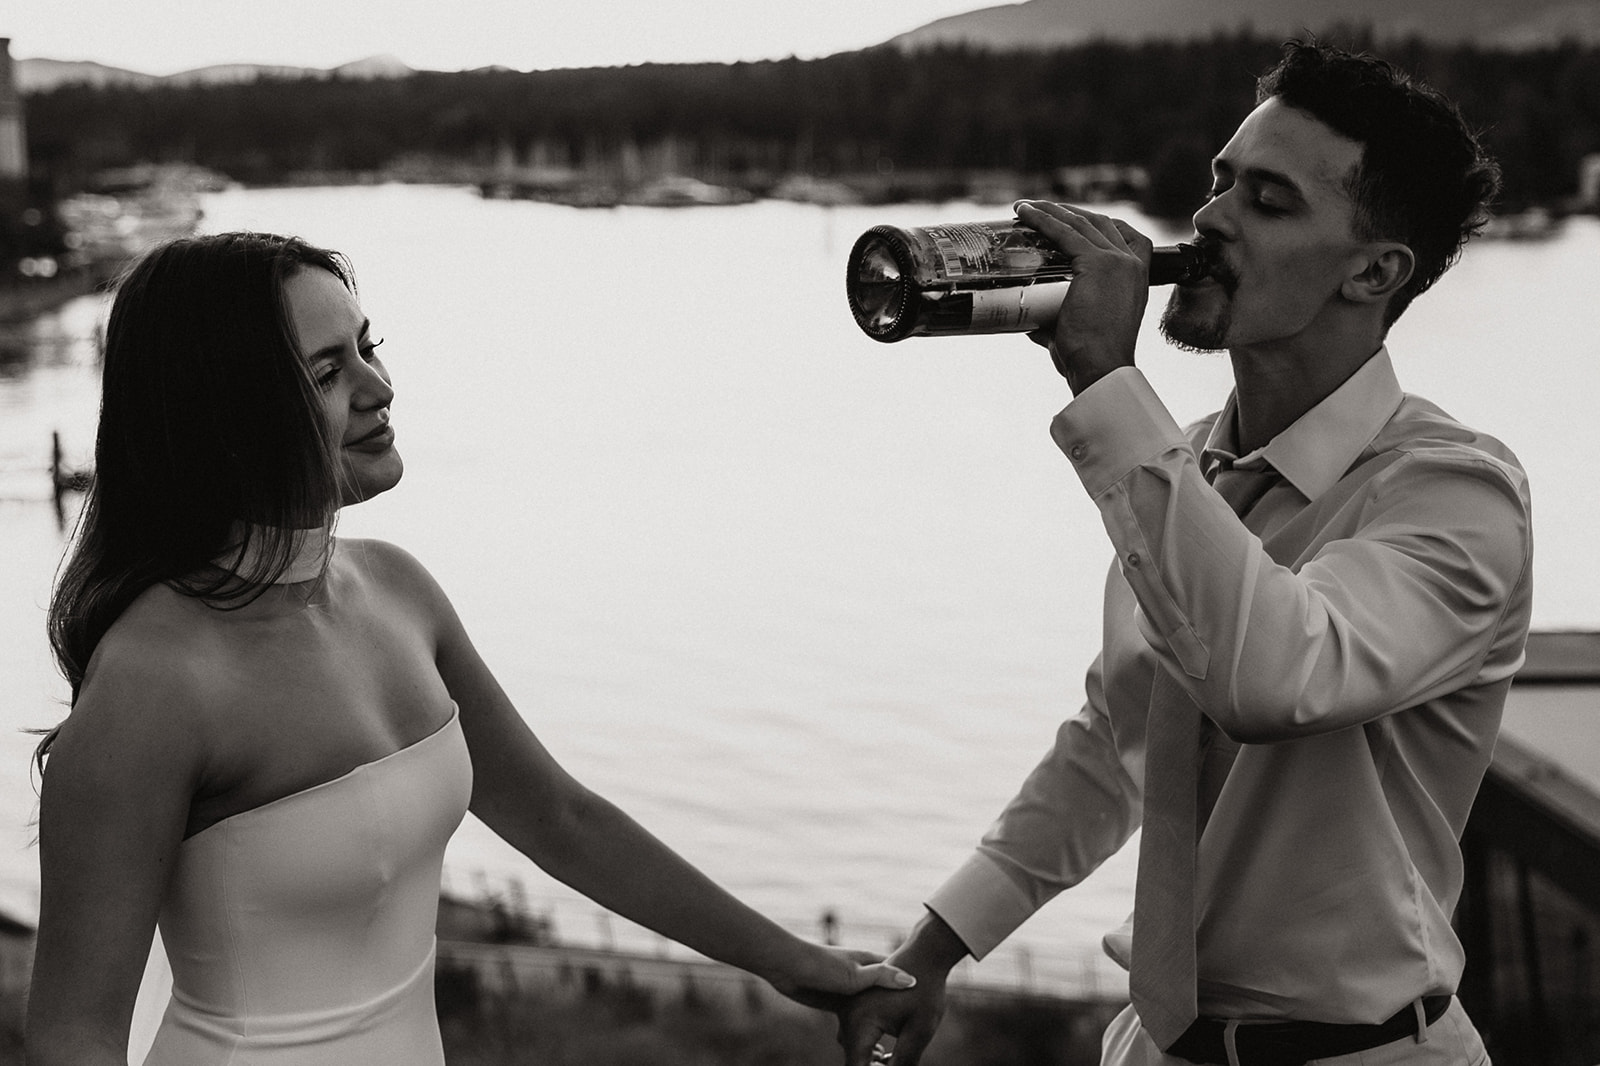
[1159,244,1239,352]
[1159,287,1231,352]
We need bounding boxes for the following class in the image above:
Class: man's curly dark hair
[1257,40,1503,326]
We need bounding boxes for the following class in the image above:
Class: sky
[6,0,1006,75]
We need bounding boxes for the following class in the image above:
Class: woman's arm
[390,547,910,1002]
[27,641,208,1066]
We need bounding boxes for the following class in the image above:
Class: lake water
[3,185,1598,998]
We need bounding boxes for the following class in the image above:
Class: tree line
[20,33,1600,217]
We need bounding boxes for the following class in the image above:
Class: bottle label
[965,281,1070,332]
[923,223,1001,278]
[915,221,1064,284]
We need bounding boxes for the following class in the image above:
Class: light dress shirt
[926,349,1533,1025]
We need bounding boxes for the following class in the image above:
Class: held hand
[835,911,967,1066]
[836,961,949,1066]
[767,942,918,1012]
[1014,200,1154,395]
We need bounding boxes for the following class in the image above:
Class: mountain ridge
[886,0,1600,52]
[17,54,415,93]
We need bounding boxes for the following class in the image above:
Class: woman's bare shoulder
[84,583,228,693]
[335,537,454,608]
[335,535,426,572]
[51,585,221,777]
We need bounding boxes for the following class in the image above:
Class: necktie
[1130,668,1203,1048]
[1129,459,1278,1049]
[1211,459,1280,530]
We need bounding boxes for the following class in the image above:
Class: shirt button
[1126,552,1141,567]
[1069,444,1087,462]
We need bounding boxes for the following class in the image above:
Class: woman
[25,232,911,1065]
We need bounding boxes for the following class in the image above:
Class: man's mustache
[1191,237,1239,295]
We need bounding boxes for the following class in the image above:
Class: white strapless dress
[139,706,472,1065]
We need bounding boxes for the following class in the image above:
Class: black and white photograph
[2,2,1598,1063]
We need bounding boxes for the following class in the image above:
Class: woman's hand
[766,942,917,1011]
[836,910,965,1066]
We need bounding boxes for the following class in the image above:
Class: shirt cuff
[924,851,1041,960]
[1049,366,1191,497]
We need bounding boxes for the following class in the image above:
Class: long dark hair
[39,232,355,763]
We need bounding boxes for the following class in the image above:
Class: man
[840,40,1530,1066]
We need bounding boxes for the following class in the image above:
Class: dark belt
[1166,995,1453,1066]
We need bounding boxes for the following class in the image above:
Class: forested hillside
[23,36,1600,215]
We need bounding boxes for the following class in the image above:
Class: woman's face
[283,266,403,507]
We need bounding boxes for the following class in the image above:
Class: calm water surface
[3,186,1597,996]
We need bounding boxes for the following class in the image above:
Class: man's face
[1161,97,1373,354]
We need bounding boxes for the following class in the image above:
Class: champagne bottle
[846,219,1211,343]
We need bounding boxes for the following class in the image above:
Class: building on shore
[0,39,25,183]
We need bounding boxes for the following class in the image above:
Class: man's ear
[1342,243,1415,305]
